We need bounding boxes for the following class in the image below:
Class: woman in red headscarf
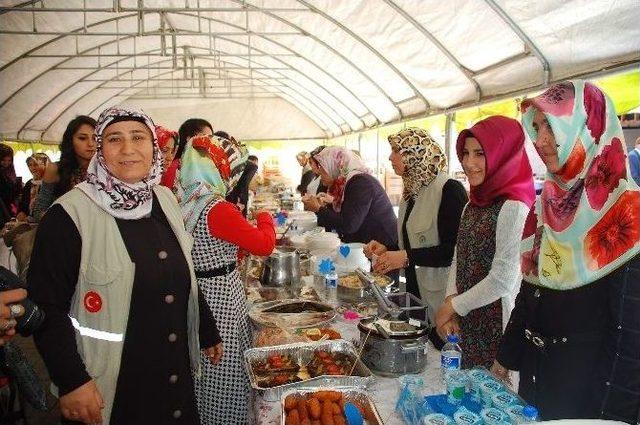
[435,116,535,369]
[155,125,179,187]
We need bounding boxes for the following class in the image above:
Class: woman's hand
[59,380,104,424]
[203,342,223,365]
[302,195,321,212]
[490,360,513,387]
[364,240,387,258]
[316,193,334,205]
[373,250,407,274]
[435,296,457,331]
[42,162,59,184]
[437,316,461,341]
[0,288,27,346]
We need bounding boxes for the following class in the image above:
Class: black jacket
[316,174,398,250]
[497,253,640,423]
[226,161,258,217]
[297,169,317,195]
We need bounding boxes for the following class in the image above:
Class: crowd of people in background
[0,79,639,424]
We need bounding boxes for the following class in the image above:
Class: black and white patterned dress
[192,200,252,424]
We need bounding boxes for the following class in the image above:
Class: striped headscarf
[177,135,248,232]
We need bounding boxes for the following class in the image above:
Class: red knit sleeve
[207,201,276,256]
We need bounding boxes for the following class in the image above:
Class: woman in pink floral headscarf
[302,146,398,250]
[493,81,640,422]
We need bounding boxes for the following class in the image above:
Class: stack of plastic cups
[466,368,490,403]
[453,407,482,425]
[479,378,505,407]
[491,391,522,411]
[479,407,511,425]
[422,413,455,425]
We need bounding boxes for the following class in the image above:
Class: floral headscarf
[77,107,163,220]
[178,135,248,232]
[388,127,447,200]
[313,146,370,212]
[155,125,178,152]
[520,80,640,290]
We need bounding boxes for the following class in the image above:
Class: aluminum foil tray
[244,339,375,401]
[280,386,384,424]
[248,299,337,329]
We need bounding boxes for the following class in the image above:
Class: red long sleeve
[207,201,275,256]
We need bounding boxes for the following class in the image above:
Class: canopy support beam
[483,0,551,84]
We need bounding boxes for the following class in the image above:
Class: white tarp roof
[1,0,639,142]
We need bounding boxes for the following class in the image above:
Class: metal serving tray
[244,339,375,401]
[280,386,384,424]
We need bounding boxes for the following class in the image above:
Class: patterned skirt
[194,270,252,424]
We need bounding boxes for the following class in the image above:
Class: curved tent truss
[1,0,639,142]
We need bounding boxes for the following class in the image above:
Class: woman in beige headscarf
[365,128,467,347]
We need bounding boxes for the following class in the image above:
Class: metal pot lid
[358,316,428,338]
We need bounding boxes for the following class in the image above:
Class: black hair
[309,145,326,165]
[59,115,97,195]
[213,130,230,140]
[177,118,213,159]
[248,155,258,162]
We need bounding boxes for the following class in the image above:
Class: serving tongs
[355,268,402,320]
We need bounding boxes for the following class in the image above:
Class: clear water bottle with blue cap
[441,334,462,379]
[325,265,338,307]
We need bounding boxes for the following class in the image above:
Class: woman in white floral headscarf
[302,146,398,251]
[29,106,221,425]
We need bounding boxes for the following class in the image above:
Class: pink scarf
[456,115,536,209]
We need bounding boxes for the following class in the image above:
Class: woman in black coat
[491,81,640,423]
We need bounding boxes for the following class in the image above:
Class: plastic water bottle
[441,334,462,379]
[522,406,539,422]
[325,266,338,306]
[505,405,539,423]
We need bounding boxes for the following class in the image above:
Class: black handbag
[0,342,47,411]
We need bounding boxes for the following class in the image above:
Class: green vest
[54,186,201,423]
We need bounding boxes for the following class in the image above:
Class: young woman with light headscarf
[303,146,398,250]
[364,128,467,343]
[435,115,536,369]
[28,107,221,425]
[492,81,640,421]
[178,135,275,424]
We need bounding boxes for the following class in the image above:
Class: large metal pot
[357,317,430,377]
[260,247,301,287]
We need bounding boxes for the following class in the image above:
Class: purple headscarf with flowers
[520,80,640,290]
[77,106,163,220]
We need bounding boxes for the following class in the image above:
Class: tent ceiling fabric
[1,0,639,142]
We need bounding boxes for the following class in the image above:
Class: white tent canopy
[1,0,639,142]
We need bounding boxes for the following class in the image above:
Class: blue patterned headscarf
[177,135,248,232]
